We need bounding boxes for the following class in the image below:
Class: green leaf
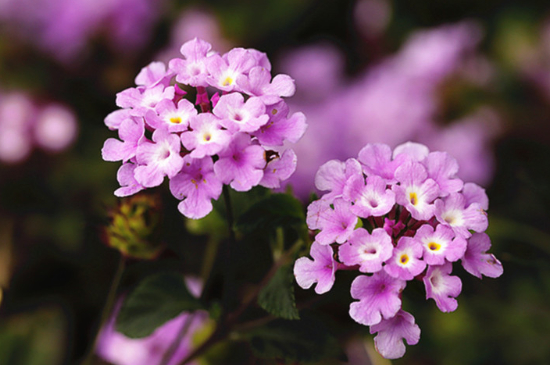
[235,193,306,236]
[116,272,203,338]
[244,312,345,363]
[258,263,299,320]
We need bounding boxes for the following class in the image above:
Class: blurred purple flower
[0,0,163,62]
[281,22,500,199]
[0,92,78,164]
[97,278,208,365]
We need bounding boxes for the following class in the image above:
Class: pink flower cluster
[0,92,78,164]
[102,38,306,219]
[294,142,503,359]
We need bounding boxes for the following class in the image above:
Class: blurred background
[0,0,550,364]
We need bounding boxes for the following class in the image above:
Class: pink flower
[181,114,230,159]
[414,224,467,265]
[384,236,426,280]
[307,198,357,245]
[393,161,440,221]
[134,129,183,188]
[294,242,337,294]
[169,156,222,219]
[213,133,265,191]
[339,228,393,273]
[423,262,462,312]
[370,310,421,359]
[349,271,406,326]
[461,233,503,279]
[213,93,269,133]
[344,174,396,217]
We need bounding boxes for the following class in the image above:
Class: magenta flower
[339,228,393,273]
[370,310,421,360]
[434,192,488,238]
[424,151,464,197]
[423,262,462,312]
[393,161,439,221]
[392,142,429,162]
[102,117,144,162]
[253,101,307,146]
[212,93,269,133]
[259,149,297,189]
[105,109,133,130]
[169,37,212,87]
[206,48,256,92]
[146,98,197,133]
[344,174,396,218]
[314,158,362,201]
[114,163,144,197]
[169,156,222,219]
[414,224,467,265]
[135,61,174,88]
[116,84,175,112]
[358,143,408,183]
[384,236,426,280]
[349,271,406,326]
[294,242,337,294]
[213,133,265,191]
[307,198,357,245]
[181,113,230,159]
[237,66,296,105]
[461,233,503,278]
[134,129,183,188]
[462,182,489,210]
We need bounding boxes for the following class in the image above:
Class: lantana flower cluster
[294,142,503,359]
[102,38,306,219]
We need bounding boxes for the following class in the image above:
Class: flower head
[103,38,306,219]
[295,141,502,359]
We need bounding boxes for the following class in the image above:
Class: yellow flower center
[409,192,418,206]
[428,242,441,251]
[222,76,233,86]
[169,117,182,124]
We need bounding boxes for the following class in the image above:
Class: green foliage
[116,272,204,338]
[0,308,66,365]
[236,193,307,238]
[243,312,345,363]
[257,263,299,320]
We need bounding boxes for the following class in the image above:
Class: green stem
[81,255,126,365]
[176,239,302,364]
[222,185,236,245]
[221,185,237,313]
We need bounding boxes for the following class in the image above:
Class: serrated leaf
[258,263,299,320]
[236,194,306,236]
[244,312,345,363]
[116,273,203,338]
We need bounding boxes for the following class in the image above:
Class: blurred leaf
[116,272,204,338]
[236,193,306,236]
[0,307,66,365]
[244,312,345,363]
[258,263,299,320]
